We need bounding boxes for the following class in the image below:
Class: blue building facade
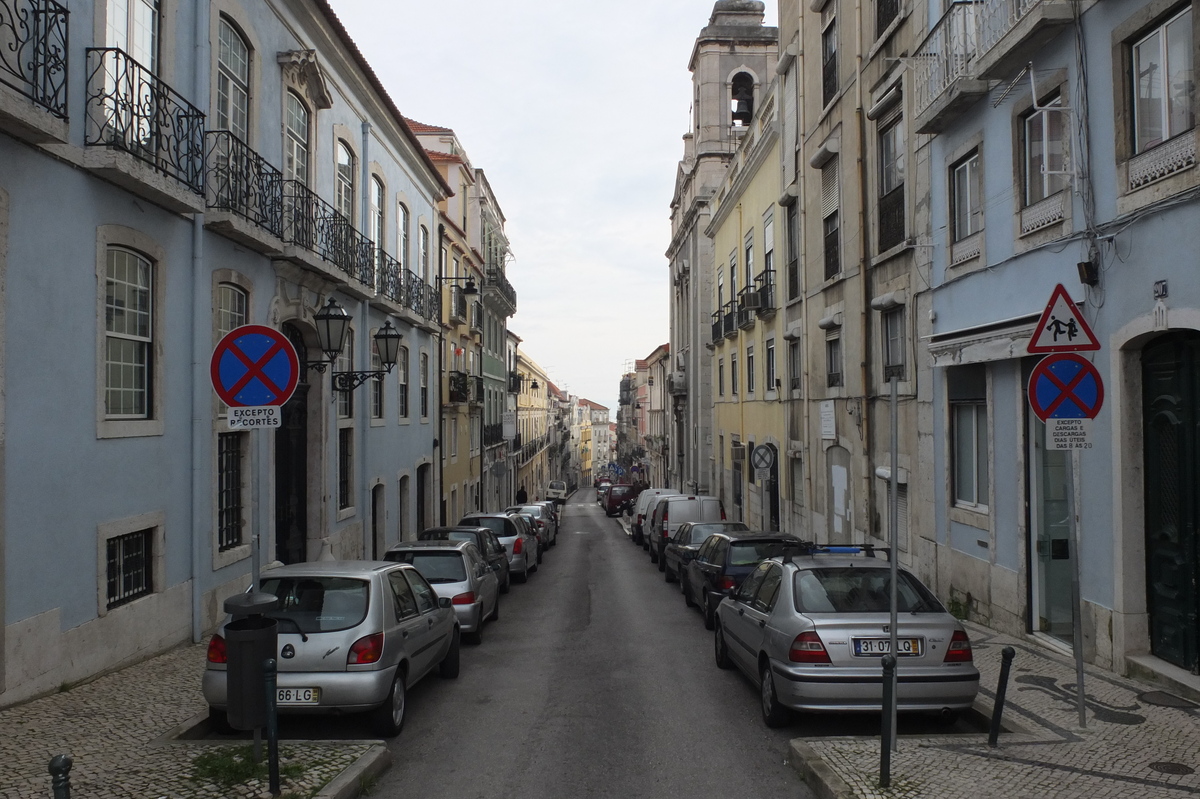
[0,0,450,705]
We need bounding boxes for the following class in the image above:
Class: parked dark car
[662,521,750,584]
[603,484,639,517]
[682,531,803,630]
[416,526,511,594]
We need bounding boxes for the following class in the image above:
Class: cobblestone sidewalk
[0,640,380,799]
[793,623,1200,799]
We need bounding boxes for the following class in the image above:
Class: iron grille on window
[106,529,152,609]
[827,370,843,388]
[206,131,284,238]
[0,0,69,118]
[84,48,205,194]
[822,55,837,107]
[338,428,352,509]
[723,300,738,338]
[754,269,776,315]
[876,0,900,39]
[217,432,244,551]
[878,185,906,252]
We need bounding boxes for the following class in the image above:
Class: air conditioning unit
[731,442,746,461]
[740,290,763,310]
[675,354,686,371]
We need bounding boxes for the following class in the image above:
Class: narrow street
[374,492,808,799]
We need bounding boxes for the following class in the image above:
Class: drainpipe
[437,224,447,525]
[855,0,876,543]
[359,121,371,557]
[190,0,209,642]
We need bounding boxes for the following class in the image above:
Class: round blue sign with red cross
[210,325,299,407]
[1028,353,1104,422]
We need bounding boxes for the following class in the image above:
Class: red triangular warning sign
[1027,284,1100,353]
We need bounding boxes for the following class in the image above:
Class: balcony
[205,130,284,253]
[470,301,484,333]
[448,371,469,404]
[722,300,737,339]
[508,370,521,394]
[753,268,776,318]
[0,0,68,143]
[737,287,757,330]
[484,422,504,447]
[913,2,988,135]
[84,47,205,213]
[280,179,375,294]
[471,375,484,405]
[711,311,723,345]
[974,0,1074,80]
[484,267,517,315]
[448,285,468,324]
[377,249,406,309]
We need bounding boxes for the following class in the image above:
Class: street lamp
[309,297,403,393]
[436,275,478,294]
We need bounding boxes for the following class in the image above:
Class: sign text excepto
[1047,418,1092,450]
[228,406,281,429]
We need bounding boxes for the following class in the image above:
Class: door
[1143,332,1200,671]
[404,569,447,680]
[416,464,431,532]
[765,445,780,531]
[275,323,309,565]
[827,445,852,544]
[1028,417,1073,642]
[724,562,772,672]
[371,484,386,559]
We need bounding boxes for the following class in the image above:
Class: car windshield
[729,540,796,566]
[259,576,369,633]
[388,551,468,583]
[690,523,747,543]
[793,568,944,614]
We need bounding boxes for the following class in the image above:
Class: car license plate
[276,687,320,705]
[853,638,922,657]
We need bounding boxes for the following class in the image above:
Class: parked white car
[631,488,680,545]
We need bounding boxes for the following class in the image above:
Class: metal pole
[989,646,1017,747]
[1067,450,1087,728]
[251,430,261,587]
[888,375,899,751]
[880,654,896,788]
[48,755,72,799]
[264,658,280,795]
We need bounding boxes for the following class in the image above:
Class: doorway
[274,323,310,565]
[371,484,386,559]
[1028,417,1072,643]
[826,445,852,544]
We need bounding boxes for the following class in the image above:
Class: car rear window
[259,576,369,633]
[465,517,509,537]
[690,522,748,542]
[549,481,566,490]
[729,540,796,566]
[388,551,468,583]
[793,568,944,614]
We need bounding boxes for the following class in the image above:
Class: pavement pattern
[0,640,376,799]
[795,623,1200,799]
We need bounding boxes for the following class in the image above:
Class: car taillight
[944,629,973,663]
[452,591,476,605]
[513,537,523,555]
[718,575,737,591]
[789,631,832,664]
[720,507,726,520]
[348,632,384,665]
[207,634,227,664]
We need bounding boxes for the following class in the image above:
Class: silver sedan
[713,547,979,727]
[384,540,500,644]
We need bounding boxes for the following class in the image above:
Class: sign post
[1026,286,1101,729]
[211,326,300,583]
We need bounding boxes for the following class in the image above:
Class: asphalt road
[374,491,809,799]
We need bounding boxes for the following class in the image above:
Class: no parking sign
[210,325,299,428]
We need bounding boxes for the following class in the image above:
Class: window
[419,225,430,281]
[826,334,843,388]
[718,358,725,397]
[951,151,982,240]
[744,232,754,289]
[786,203,799,300]
[731,352,739,395]
[822,158,840,279]
[338,427,353,510]
[1024,96,1067,206]
[731,71,754,126]
[371,337,384,420]
[766,339,776,392]
[1133,7,1194,154]
[877,0,899,38]
[746,346,756,393]
[789,340,802,392]
[107,0,159,71]
[878,115,905,251]
[215,283,247,417]
[216,18,249,140]
[791,454,804,506]
[762,210,774,282]
[882,307,905,380]
[336,141,355,221]
[217,432,245,551]
[949,364,988,510]
[370,176,385,253]
[397,346,409,418]
[105,247,153,419]
[337,335,353,419]
[106,528,152,609]
[398,204,410,270]
[822,6,837,107]
[284,91,309,185]
[420,352,429,417]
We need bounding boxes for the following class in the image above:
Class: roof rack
[780,542,892,563]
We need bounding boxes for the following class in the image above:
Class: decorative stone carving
[951,230,982,264]
[1128,134,1196,191]
[277,50,333,110]
[1020,191,1065,235]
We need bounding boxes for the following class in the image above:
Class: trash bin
[223,592,279,731]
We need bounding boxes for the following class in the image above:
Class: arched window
[217,18,250,140]
[731,72,754,126]
[284,91,309,184]
[336,141,355,220]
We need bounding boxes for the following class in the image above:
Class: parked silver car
[460,512,538,583]
[203,561,459,737]
[713,545,979,727]
[506,503,556,548]
[384,540,500,644]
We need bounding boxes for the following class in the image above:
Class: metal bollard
[48,754,72,799]
[989,646,1017,747]
[880,654,897,788]
[264,657,281,796]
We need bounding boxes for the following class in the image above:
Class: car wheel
[664,561,676,583]
[760,663,792,728]
[514,565,528,584]
[465,626,483,646]
[439,629,461,679]
[207,706,234,736]
[657,550,666,572]
[714,623,732,670]
[500,570,511,595]
[649,545,658,563]
[703,594,715,630]
[370,670,407,737]
[537,547,544,565]
[683,576,695,607]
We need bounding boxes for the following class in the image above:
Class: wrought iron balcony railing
[484,422,504,447]
[449,285,468,323]
[722,300,737,339]
[471,375,484,404]
[878,186,906,252]
[754,268,776,315]
[508,370,521,394]
[470,301,484,332]
[403,268,427,319]
[448,370,469,403]
[737,286,757,329]
[281,179,374,286]
[377,249,405,306]
[485,267,517,312]
[913,2,980,118]
[205,130,283,239]
[0,0,68,118]
[711,311,723,345]
[85,47,205,194]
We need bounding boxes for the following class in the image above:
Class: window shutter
[822,159,839,218]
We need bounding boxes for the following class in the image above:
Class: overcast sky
[330,0,778,415]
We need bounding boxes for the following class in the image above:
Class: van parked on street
[646,495,726,569]
[631,488,679,545]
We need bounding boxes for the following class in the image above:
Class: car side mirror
[438,596,452,609]
[492,562,502,571]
